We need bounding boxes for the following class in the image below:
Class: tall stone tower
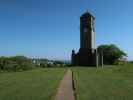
[72,11,97,66]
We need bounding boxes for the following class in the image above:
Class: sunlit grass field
[73,64,133,100]
[1,64,133,100]
[0,68,65,100]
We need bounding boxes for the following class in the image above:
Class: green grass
[73,64,133,100]
[0,68,66,100]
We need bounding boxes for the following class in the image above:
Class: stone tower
[72,11,97,66]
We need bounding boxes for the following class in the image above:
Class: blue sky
[0,0,133,60]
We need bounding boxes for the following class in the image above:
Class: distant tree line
[0,56,35,72]
[33,58,68,68]
[0,56,68,72]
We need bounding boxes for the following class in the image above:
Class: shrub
[0,56,35,72]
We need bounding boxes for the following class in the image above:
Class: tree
[0,56,7,70]
[97,44,127,64]
[0,56,35,72]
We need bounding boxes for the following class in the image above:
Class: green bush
[0,56,35,72]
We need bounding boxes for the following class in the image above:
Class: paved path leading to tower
[55,69,75,100]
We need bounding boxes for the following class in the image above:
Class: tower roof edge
[81,11,95,19]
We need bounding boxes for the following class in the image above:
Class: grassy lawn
[0,68,66,100]
[73,64,133,100]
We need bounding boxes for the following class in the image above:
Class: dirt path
[54,69,75,100]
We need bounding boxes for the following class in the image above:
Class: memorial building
[71,11,99,66]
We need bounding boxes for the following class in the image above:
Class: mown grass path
[0,68,65,100]
[55,69,75,100]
